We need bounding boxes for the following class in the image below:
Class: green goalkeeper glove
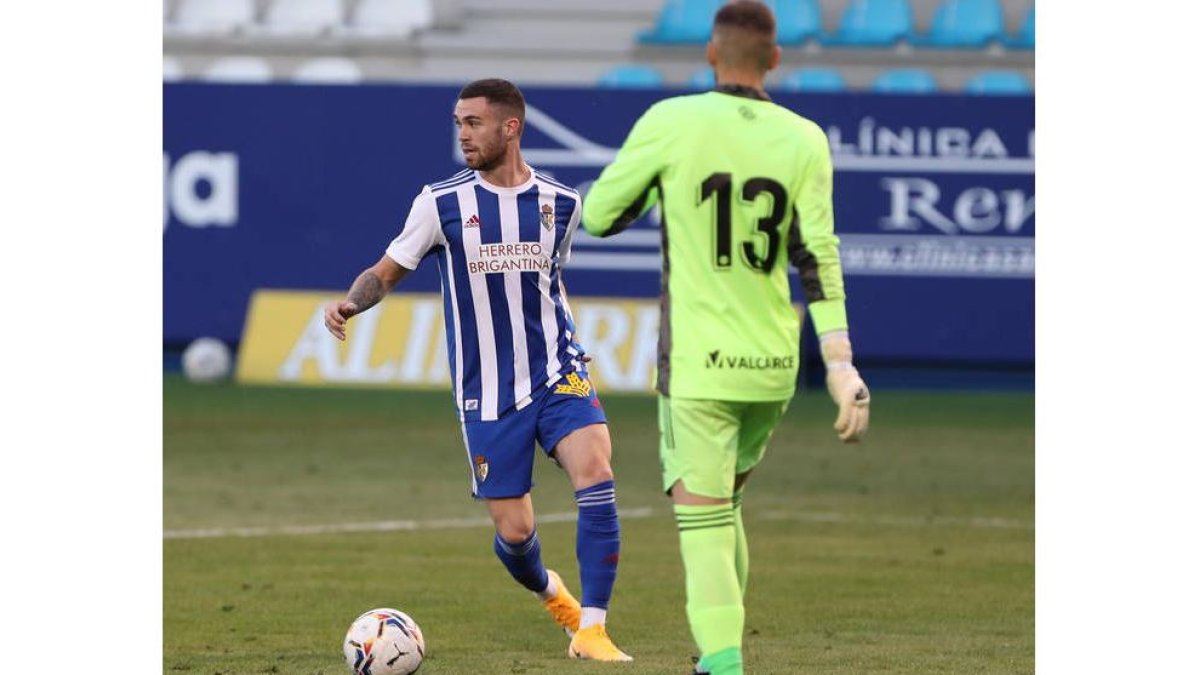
[819,331,871,443]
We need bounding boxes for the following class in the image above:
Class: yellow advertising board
[236,290,663,393]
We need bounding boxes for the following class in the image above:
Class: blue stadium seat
[964,70,1031,95]
[689,68,716,89]
[777,67,847,92]
[340,0,433,38]
[826,0,914,46]
[249,0,343,38]
[1006,6,1034,49]
[169,0,255,36]
[872,68,938,93]
[920,0,1004,47]
[762,0,822,44]
[638,0,724,44]
[597,65,665,89]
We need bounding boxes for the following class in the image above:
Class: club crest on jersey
[540,204,555,230]
[474,454,489,482]
[554,372,592,398]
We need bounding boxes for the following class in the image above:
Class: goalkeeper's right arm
[582,104,666,238]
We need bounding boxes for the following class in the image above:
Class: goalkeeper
[581,2,869,673]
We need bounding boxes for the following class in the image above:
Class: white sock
[579,607,607,629]
[536,574,557,601]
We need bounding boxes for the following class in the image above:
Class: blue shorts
[461,370,607,499]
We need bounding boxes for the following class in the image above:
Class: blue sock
[493,530,549,593]
[575,480,621,609]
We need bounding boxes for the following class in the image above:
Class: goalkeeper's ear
[768,44,781,72]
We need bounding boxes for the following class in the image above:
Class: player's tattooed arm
[345,255,412,317]
[326,255,410,340]
[345,269,387,316]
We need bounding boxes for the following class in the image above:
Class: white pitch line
[163,507,655,540]
[760,510,1033,530]
[164,507,1030,540]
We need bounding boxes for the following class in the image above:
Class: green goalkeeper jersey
[582,87,849,401]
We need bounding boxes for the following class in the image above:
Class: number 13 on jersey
[699,172,788,274]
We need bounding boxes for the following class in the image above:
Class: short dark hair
[712,0,777,71]
[714,0,776,35]
[458,78,526,131]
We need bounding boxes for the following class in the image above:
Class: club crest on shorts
[474,454,489,482]
[554,372,592,398]
[540,203,555,230]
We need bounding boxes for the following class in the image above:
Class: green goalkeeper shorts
[658,395,791,499]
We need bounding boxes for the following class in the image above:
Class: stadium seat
[203,56,273,83]
[250,0,343,37]
[170,0,255,36]
[292,57,364,84]
[826,0,914,46]
[689,68,716,90]
[638,0,724,44]
[763,0,822,44]
[1006,6,1034,49]
[872,68,938,93]
[964,70,1031,95]
[919,0,1004,47]
[163,55,184,82]
[342,0,432,37]
[777,67,847,92]
[597,65,665,89]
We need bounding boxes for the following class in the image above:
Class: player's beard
[466,131,506,172]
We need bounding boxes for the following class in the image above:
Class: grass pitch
[164,376,1033,674]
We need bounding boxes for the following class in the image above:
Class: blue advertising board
[164,84,1033,366]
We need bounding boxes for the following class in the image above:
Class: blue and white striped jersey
[386,167,587,422]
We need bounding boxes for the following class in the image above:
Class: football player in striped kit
[324,79,631,662]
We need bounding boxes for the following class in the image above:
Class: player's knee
[584,461,614,486]
[571,449,614,487]
[496,521,535,544]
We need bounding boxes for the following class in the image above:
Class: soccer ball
[181,337,232,383]
[343,608,426,675]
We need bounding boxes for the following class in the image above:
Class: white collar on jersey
[475,164,537,195]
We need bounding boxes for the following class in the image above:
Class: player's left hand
[820,331,870,443]
[826,366,870,442]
